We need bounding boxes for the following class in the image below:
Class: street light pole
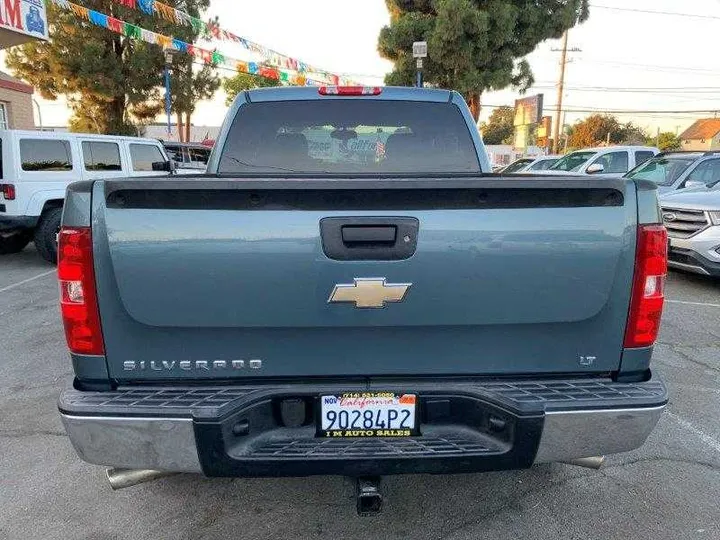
[164,49,174,138]
[32,98,42,130]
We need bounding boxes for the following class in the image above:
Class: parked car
[660,187,720,277]
[499,157,534,173]
[626,151,720,195]
[541,146,659,176]
[163,141,211,174]
[503,155,561,173]
[0,130,172,262]
[57,86,667,515]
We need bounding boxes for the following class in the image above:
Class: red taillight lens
[1,183,15,200]
[58,227,104,355]
[318,86,382,96]
[624,224,668,348]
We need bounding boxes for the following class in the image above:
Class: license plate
[318,392,418,437]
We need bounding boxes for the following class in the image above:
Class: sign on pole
[412,41,427,88]
[513,94,544,151]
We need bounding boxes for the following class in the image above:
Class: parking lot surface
[1,246,719,540]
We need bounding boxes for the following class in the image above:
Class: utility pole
[552,31,568,154]
[551,32,581,154]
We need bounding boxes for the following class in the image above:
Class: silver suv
[627,151,720,195]
[660,189,720,276]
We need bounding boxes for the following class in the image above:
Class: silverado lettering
[122,360,262,371]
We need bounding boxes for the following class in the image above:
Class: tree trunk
[176,113,184,142]
[184,112,191,143]
[466,92,482,122]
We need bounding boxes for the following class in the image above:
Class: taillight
[58,227,104,355]
[318,86,382,96]
[624,224,667,348]
[1,183,15,200]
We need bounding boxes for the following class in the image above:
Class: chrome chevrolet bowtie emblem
[328,278,411,309]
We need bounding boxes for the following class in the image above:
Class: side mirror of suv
[586,163,605,175]
[152,160,176,173]
[683,179,705,190]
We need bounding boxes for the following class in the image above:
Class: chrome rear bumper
[534,405,664,463]
[59,378,667,475]
[61,403,665,474]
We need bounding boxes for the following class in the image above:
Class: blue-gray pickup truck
[57,86,668,514]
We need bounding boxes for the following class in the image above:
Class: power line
[483,104,720,114]
[590,4,720,20]
[530,85,720,96]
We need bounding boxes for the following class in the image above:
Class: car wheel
[0,231,32,254]
[34,207,63,264]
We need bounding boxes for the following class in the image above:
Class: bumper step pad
[60,378,668,418]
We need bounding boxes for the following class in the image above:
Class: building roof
[679,118,720,140]
[0,71,33,94]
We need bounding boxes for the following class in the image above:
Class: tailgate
[92,177,636,380]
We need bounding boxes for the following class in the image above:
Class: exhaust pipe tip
[106,468,177,490]
[562,456,606,470]
[356,477,383,516]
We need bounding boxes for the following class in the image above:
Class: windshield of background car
[625,157,695,186]
[528,158,559,171]
[549,151,596,172]
[218,100,480,174]
[502,159,533,173]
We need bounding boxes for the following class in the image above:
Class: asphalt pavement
[1,246,719,540]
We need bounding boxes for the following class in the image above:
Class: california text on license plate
[319,392,418,437]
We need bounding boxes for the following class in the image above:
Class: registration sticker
[318,392,418,437]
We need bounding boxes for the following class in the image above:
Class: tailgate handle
[341,225,396,245]
[320,217,419,261]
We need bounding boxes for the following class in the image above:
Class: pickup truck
[57,86,668,514]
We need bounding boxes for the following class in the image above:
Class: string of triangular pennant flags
[107,0,350,83]
[50,0,354,86]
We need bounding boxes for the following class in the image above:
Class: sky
[17,0,720,135]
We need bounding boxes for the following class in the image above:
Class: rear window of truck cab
[218,100,480,174]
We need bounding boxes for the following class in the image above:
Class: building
[485,145,546,169]
[142,123,221,143]
[679,119,720,151]
[0,71,34,129]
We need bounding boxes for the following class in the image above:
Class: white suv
[0,130,171,263]
[660,188,720,277]
[540,146,658,176]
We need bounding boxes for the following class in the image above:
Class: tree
[6,1,217,135]
[223,73,280,106]
[479,106,514,144]
[377,0,589,119]
[567,114,648,148]
[168,5,220,142]
[650,132,682,152]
